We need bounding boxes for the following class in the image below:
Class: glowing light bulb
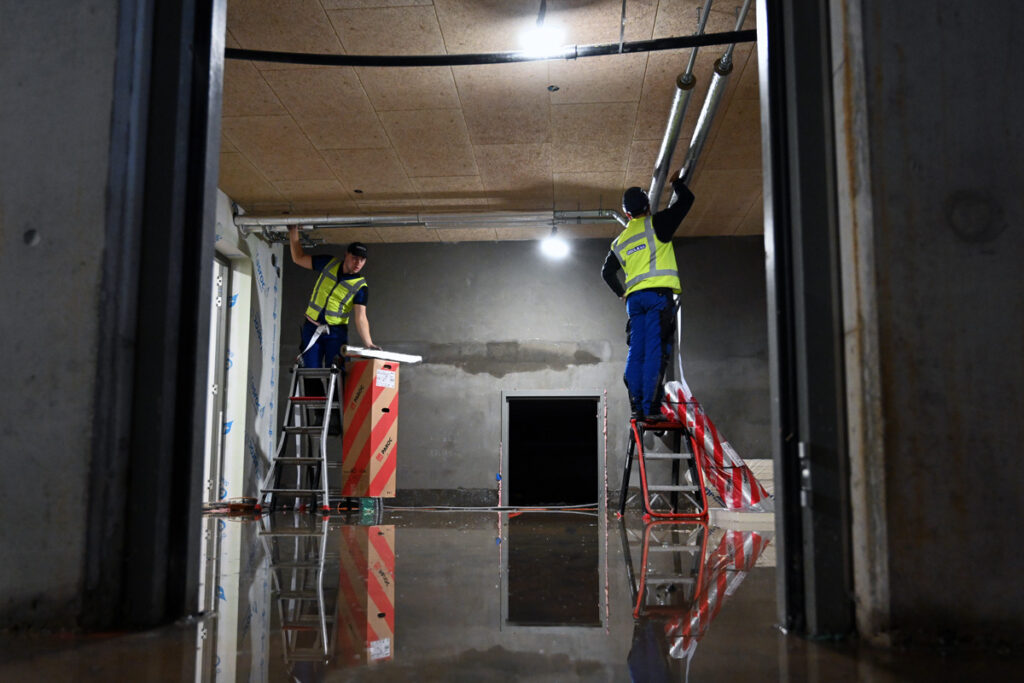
[540,230,569,259]
[519,23,565,58]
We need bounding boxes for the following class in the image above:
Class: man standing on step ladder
[289,226,380,369]
[601,171,695,423]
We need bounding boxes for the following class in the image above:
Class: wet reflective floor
[1,509,1021,681]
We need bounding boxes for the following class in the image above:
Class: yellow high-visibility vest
[304,258,367,325]
[611,216,681,297]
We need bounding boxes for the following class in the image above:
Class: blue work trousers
[624,289,675,415]
[300,319,347,369]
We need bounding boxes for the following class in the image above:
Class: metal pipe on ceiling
[647,0,714,211]
[223,29,756,68]
[669,0,752,385]
[677,0,753,187]
[234,209,627,241]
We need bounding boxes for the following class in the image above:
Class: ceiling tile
[261,67,389,149]
[735,193,764,235]
[684,168,762,236]
[221,135,238,153]
[379,109,477,177]
[222,60,286,117]
[412,176,491,208]
[227,0,344,54]
[321,147,415,199]
[474,143,552,204]
[326,5,446,54]
[548,0,658,45]
[219,151,283,203]
[273,179,352,202]
[654,0,752,38]
[221,116,335,181]
[547,53,647,105]
[454,62,551,145]
[434,0,529,53]
[550,102,636,172]
[553,171,625,211]
[357,66,460,111]
[633,49,718,141]
[700,97,762,171]
[322,1,433,8]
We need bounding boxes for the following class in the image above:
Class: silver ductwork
[234,209,628,242]
[647,0,713,211]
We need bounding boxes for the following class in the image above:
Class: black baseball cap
[622,187,650,216]
[347,242,368,258]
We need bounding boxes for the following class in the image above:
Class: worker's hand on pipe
[368,343,382,351]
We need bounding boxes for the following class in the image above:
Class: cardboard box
[342,358,399,497]
[336,525,395,665]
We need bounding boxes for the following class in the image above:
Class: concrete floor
[0,508,1019,682]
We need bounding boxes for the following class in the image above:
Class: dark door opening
[507,397,598,507]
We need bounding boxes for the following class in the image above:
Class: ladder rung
[643,453,692,460]
[644,576,696,585]
[291,396,328,402]
[273,457,328,465]
[283,426,327,435]
[262,488,323,495]
[649,545,702,552]
[283,615,336,626]
[277,590,323,599]
[260,529,327,537]
[272,562,326,569]
[295,368,337,377]
[648,485,700,492]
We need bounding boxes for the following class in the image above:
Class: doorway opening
[503,394,600,507]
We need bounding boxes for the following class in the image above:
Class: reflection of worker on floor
[602,174,695,422]
[289,226,379,368]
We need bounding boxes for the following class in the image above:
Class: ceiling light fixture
[540,225,569,259]
[520,0,565,59]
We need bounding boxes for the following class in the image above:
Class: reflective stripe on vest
[304,258,367,325]
[611,215,681,297]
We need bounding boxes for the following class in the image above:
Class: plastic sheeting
[660,379,773,512]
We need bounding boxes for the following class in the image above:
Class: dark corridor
[507,397,598,507]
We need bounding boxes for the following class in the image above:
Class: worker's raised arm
[351,304,380,350]
[289,226,313,269]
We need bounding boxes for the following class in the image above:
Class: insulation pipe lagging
[234,209,628,238]
[647,0,714,211]
[669,0,752,383]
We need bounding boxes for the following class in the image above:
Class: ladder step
[277,590,325,599]
[272,562,328,569]
[649,545,703,552]
[283,615,336,627]
[648,484,701,492]
[283,426,327,435]
[273,457,330,465]
[290,396,328,402]
[262,488,323,495]
[260,529,327,537]
[644,576,696,585]
[643,453,692,460]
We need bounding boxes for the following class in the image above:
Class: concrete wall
[279,236,769,503]
[838,0,1024,645]
[0,0,118,626]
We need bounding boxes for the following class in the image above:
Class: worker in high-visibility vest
[289,226,379,368]
[601,174,695,422]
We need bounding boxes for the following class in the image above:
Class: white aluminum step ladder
[258,364,342,513]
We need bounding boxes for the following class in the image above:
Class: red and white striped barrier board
[664,529,770,658]
[337,525,395,664]
[660,379,773,512]
[342,359,399,497]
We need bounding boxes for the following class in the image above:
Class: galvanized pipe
[677,0,752,188]
[234,209,627,238]
[647,0,713,211]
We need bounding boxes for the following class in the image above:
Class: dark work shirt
[601,178,695,298]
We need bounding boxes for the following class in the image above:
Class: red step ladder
[618,418,709,520]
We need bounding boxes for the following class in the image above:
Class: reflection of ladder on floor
[260,514,337,663]
[259,364,342,513]
[618,418,708,519]
[620,521,708,619]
